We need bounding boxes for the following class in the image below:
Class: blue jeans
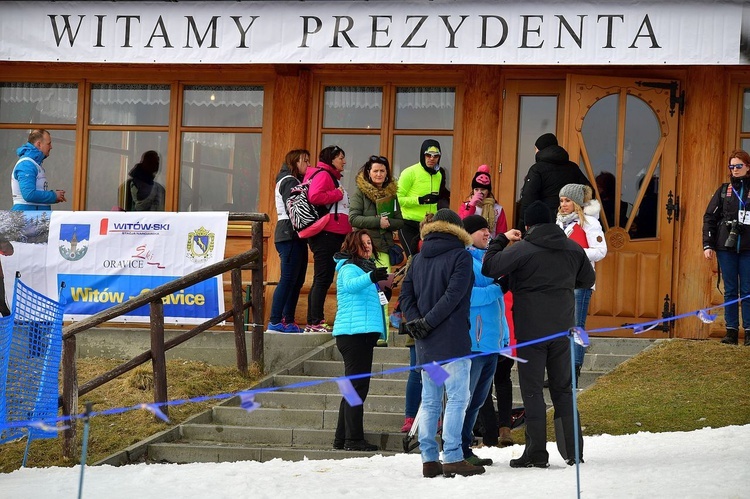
[269,239,308,324]
[716,250,750,330]
[573,288,592,367]
[419,358,470,464]
[461,353,498,458]
[405,345,422,418]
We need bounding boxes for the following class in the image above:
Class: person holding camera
[400,209,483,478]
[331,230,390,452]
[703,149,750,346]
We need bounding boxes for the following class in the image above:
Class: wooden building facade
[1,1,749,339]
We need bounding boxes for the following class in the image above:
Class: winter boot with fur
[721,328,739,345]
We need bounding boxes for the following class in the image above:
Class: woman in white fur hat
[556,183,607,385]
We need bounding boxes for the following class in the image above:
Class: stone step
[147,442,398,465]
[301,360,410,380]
[178,424,409,453]
[110,336,658,467]
[211,406,405,432]
[272,374,407,396]
[249,391,407,413]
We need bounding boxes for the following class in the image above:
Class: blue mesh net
[0,278,64,444]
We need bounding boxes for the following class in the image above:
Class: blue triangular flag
[239,393,261,412]
[697,309,717,324]
[141,403,170,422]
[571,327,590,347]
[423,361,449,386]
[336,379,363,406]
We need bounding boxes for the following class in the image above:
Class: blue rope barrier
[0,294,741,437]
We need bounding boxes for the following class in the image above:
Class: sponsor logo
[99,218,170,236]
[59,223,90,261]
[186,226,215,262]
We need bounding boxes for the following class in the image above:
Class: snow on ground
[1,425,748,498]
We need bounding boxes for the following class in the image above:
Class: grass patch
[576,339,750,434]
[509,339,750,444]
[0,358,260,473]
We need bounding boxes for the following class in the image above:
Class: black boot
[721,328,739,345]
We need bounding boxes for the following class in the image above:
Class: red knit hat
[471,164,492,190]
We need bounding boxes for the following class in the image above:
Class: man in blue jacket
[400,208,482,478]
[459,215,521,467]
[11,129,66,211]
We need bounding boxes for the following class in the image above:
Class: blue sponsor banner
[59,274,221,320]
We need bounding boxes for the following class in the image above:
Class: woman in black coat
[702,149,750,346]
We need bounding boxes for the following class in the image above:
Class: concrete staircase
[100,336,658,466]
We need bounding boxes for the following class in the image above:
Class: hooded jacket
[127,162,166,211]
[11,142,56,210]
[396,139,447,222]
[519,145,590,226]
[304,161,352,235]
[332,253,387,339]
[556,199,607,290]
[703,176,750,253]
[481,223,596,342]
[467,245,510,353]
[349,172,404,252]
[400,220,474,364]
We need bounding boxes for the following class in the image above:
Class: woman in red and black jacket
[304,145,352,332]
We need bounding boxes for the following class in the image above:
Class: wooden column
[61,335,78,459]
[150,300,168,419]
[675,66,729,339]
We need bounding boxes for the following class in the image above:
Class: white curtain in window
[1,83,78,120]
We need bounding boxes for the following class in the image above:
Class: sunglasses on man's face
[425,153,441,159]
[728,163,747,170]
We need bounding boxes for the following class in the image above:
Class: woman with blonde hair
[556,184,607,384]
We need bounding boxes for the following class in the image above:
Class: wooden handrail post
[150,300,168,420]
[251,220,264,371]
[231,267,248,374]
[61,335,78,459]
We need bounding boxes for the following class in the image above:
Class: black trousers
[307,231,346,324]
[478,355,515,445]
[398,220,421,257]
[517,336,582,462]
[334,332,380,443]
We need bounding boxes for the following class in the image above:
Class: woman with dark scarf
[331,230,389,451]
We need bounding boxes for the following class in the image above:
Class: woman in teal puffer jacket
[331,230,389,452]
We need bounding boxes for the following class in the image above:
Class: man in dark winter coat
[519,133,590,227]
[481,200,596,468]
[400,209,484,478]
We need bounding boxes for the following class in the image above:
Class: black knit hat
[471,164,492,191]
[432,208,463,228]
[535,133,558,151]
[524,200,553,227]
[463,215,489,235]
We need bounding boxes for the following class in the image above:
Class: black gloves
[370,267,388,283]
[404,318,432,340]
[418,193,440,205]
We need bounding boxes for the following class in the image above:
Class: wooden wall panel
[675,67,729,339]
[456,67,502,206]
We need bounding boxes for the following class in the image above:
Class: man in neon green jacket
[397,139,448,255]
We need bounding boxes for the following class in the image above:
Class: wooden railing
[59,213,268,458]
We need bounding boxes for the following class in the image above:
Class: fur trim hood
[583,199,602,219]
[355,172,398,203]
[420,219,473,247]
